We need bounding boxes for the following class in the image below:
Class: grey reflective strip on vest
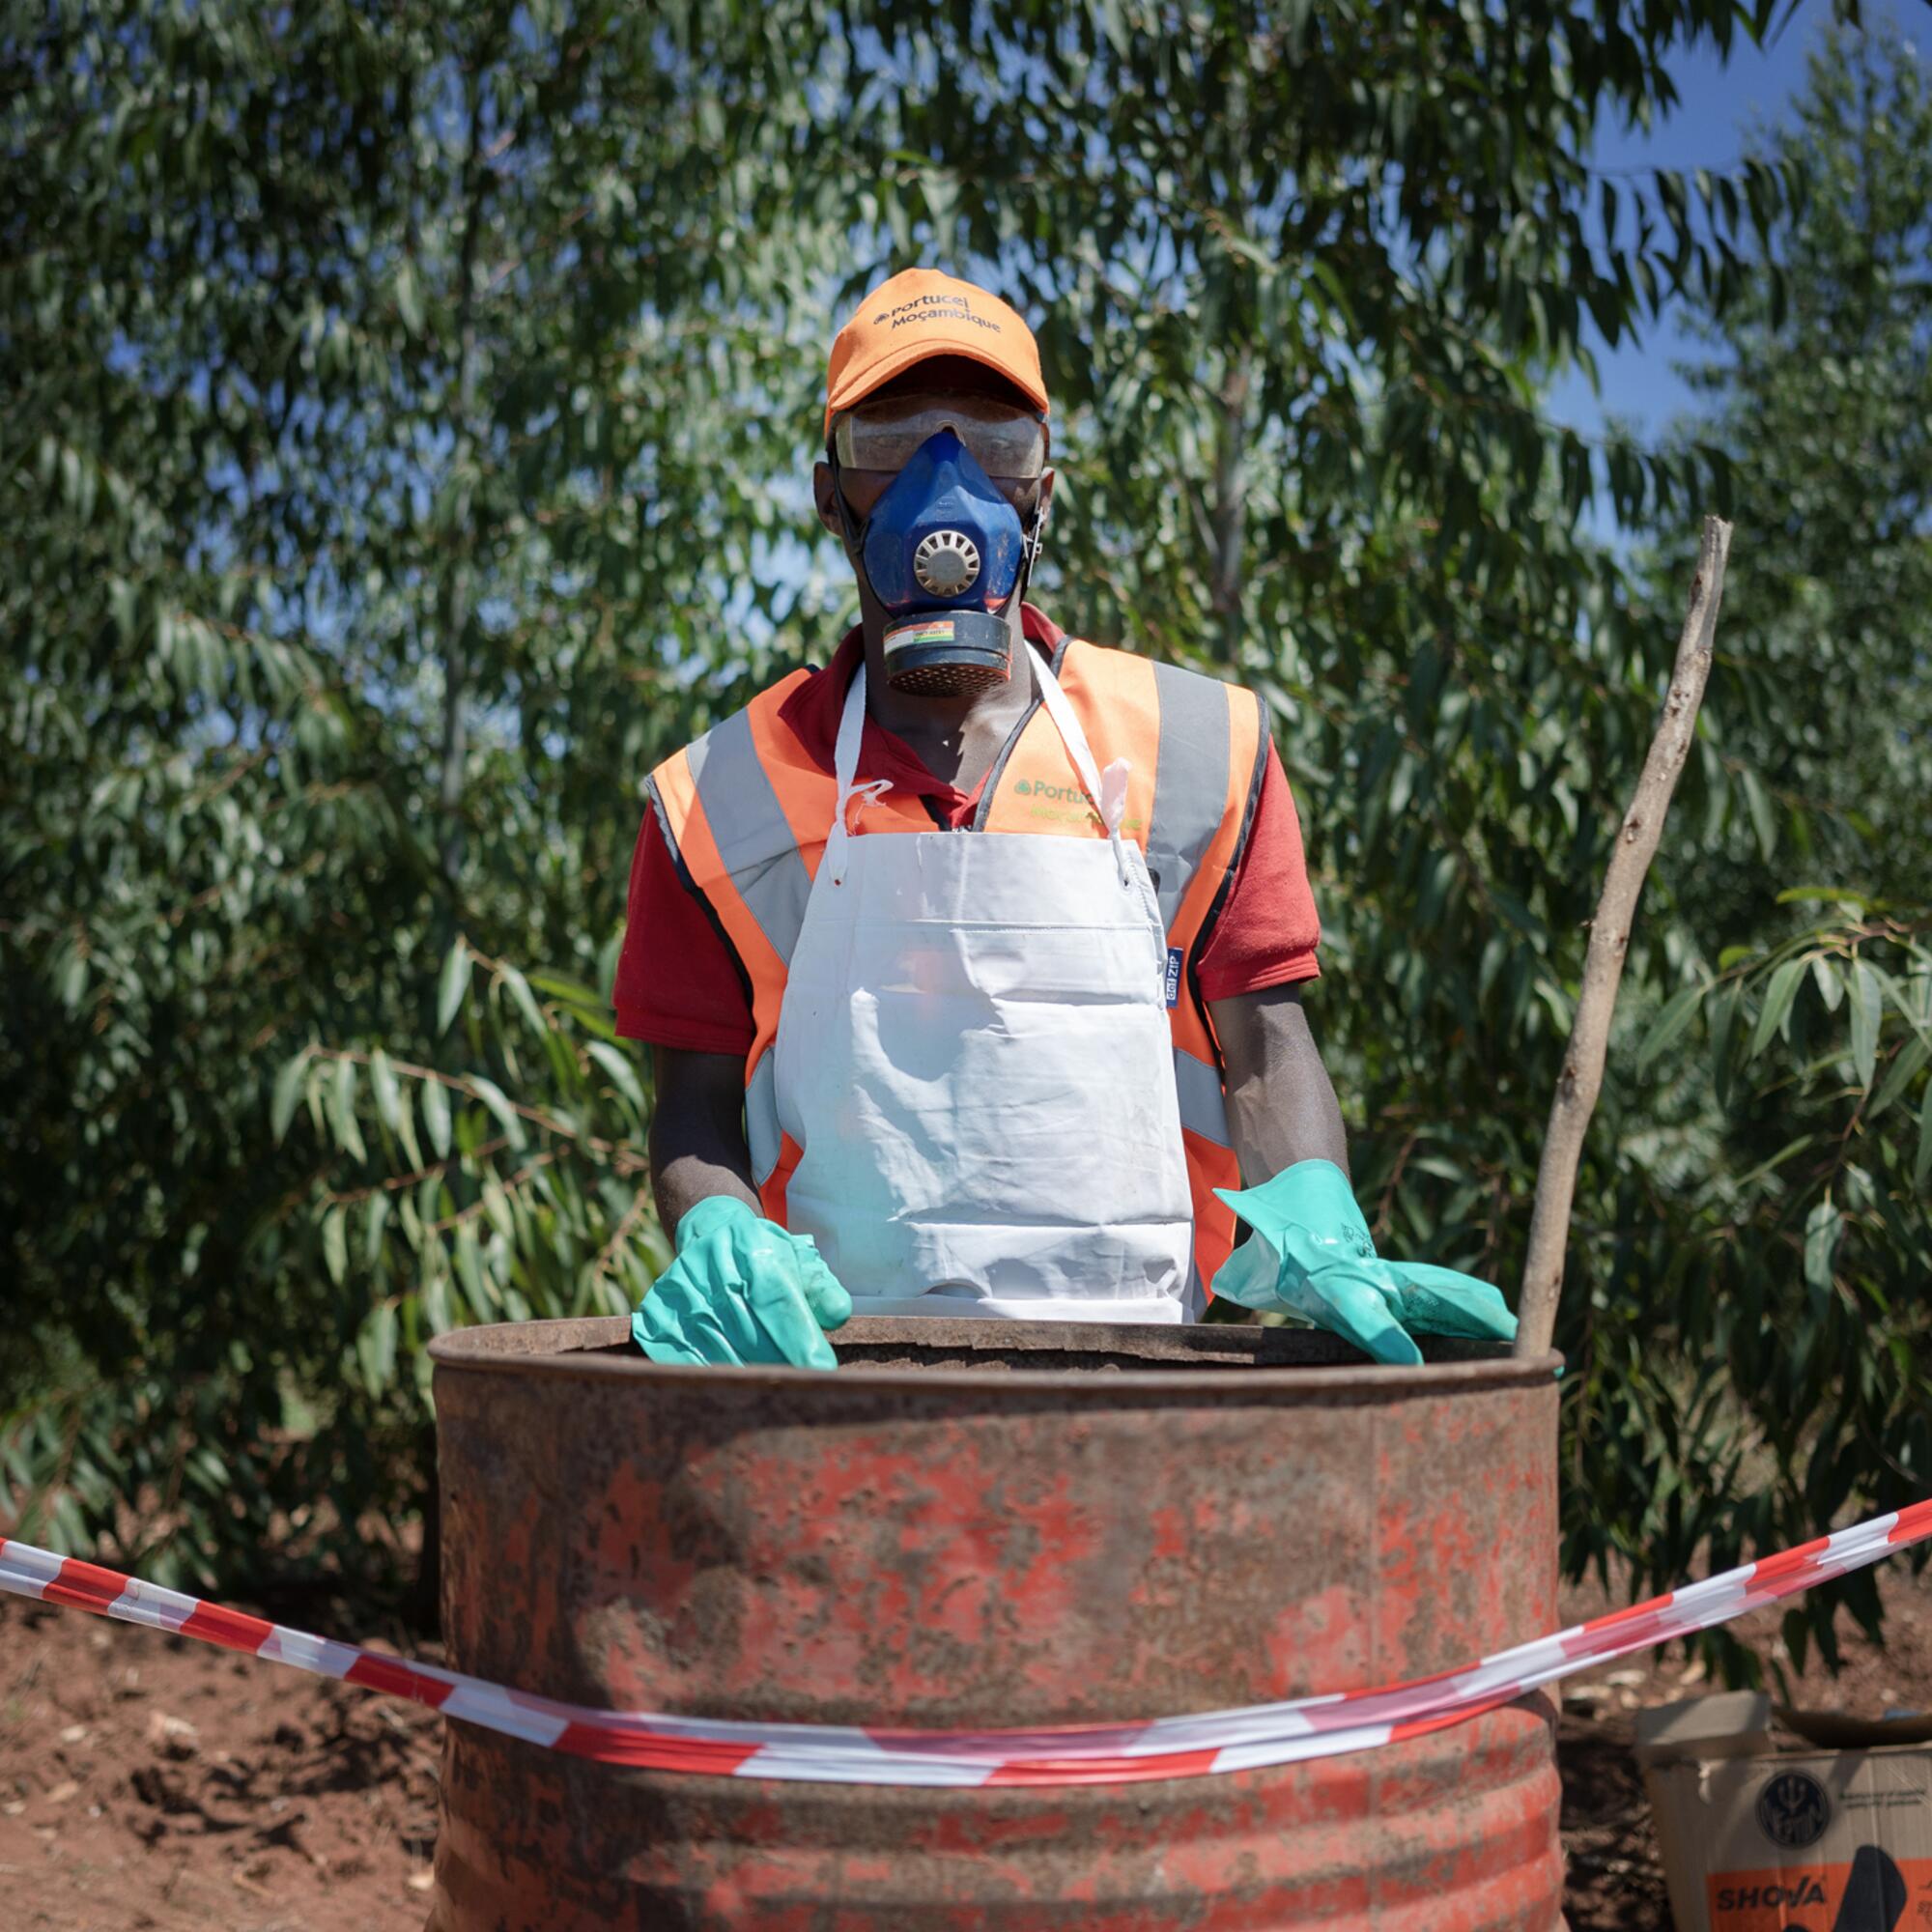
[1146,662,1232,933]
[685,707,815,966]
[1174,1050,1228,1311]
[746,1050,781,1186]
[1172,1046,1230,1149]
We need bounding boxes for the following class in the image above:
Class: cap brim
[824,337,1049,439]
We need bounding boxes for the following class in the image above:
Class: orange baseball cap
[824,269,1048,439]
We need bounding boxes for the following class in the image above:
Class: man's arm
[1208,982,1348,1183]
[647,1045,761,1233]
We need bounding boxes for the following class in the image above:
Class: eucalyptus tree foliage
[7,0,1918,1667]
[816,0,1804,1284]
[2,0,846,1586]
[1650,14,1932,936]
[275,952,665,1384]
[1583,906,1932,1681]
[1568,19,1932,1677]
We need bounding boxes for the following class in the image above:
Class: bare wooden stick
[1514,516,1734,1360]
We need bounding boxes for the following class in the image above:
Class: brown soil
[1,1594,440,1931]
[4,1564,1930,1930]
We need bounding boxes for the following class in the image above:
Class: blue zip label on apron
[1164,948,1184,1008]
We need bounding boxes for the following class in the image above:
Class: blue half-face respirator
[836,429,1045,696]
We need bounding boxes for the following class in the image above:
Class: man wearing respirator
[614,270,1513,1368]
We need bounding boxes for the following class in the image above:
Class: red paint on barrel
[426,1317,1564,1929]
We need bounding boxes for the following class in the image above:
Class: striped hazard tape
[4,1498,1929,1788]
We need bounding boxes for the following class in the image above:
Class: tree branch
[1515,515,1733,1359]
[309,1045,650,1173]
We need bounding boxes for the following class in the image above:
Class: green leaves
[1728,932,1928,1109]
[1811,957,1844,1014]
[1739,768,1777,863]
[438,939,473,1037]
[1802,1197,1841,1295]
[269,964,655,1404]
[323,1206,348,1287]
[421,1078,452,1161]
[327,1058,367,1163]
[1565,17,1931,1676]
[1848,961,1881,1092]
[357,1300,399,1396]
[465,1075,526,1151]
[1872,1036,1930,1122]
[1638,982,1707,1072]
[270,1050,311,1145]
[497,964,546,1037]
[586,1040,644,1111]
[394,258,426,339]
[1747,955,1807,1060]
[7,0,1925,1659]
[371,1049,404,1135]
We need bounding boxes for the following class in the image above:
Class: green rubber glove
[1210,1160,1516,1368]
[633,1197,852,1370]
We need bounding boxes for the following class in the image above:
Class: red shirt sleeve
[611,804,757,1055]
[1192,740,1321,1003]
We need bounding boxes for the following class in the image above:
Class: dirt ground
[0,1591,440,1932]
[4,1565,1931,1930]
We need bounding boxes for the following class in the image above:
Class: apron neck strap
[1028,652,1121,828]
[833,657,869,806]
[831,645,1131,878]
[1030,651,1133,880]
[826,663,873,886]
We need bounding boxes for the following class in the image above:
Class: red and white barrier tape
[5,1499,1929,1788]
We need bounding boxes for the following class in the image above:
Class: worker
[614,269,1514,1370]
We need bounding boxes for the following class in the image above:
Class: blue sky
[1549,0,1904,444]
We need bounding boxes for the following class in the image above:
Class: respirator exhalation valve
[912,528,981,597]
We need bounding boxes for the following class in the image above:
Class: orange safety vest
[644,638,1268,1300]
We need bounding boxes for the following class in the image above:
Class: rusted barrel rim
[430,1315,1563,1397]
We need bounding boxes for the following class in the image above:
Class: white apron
[771,655,1197,1321]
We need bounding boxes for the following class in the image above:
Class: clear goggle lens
[833,392,1047,479]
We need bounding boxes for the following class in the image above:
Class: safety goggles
[831,391,1047,480]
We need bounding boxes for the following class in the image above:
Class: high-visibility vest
[644,638,1268,1297]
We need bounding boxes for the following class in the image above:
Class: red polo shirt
[614,607,1321,1052]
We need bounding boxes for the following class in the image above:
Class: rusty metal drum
[426,1317,1564,1929]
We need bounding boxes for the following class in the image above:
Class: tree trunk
[1514,517,1733,1359]
[436,73,490,894]
[1210,350,1252,665]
